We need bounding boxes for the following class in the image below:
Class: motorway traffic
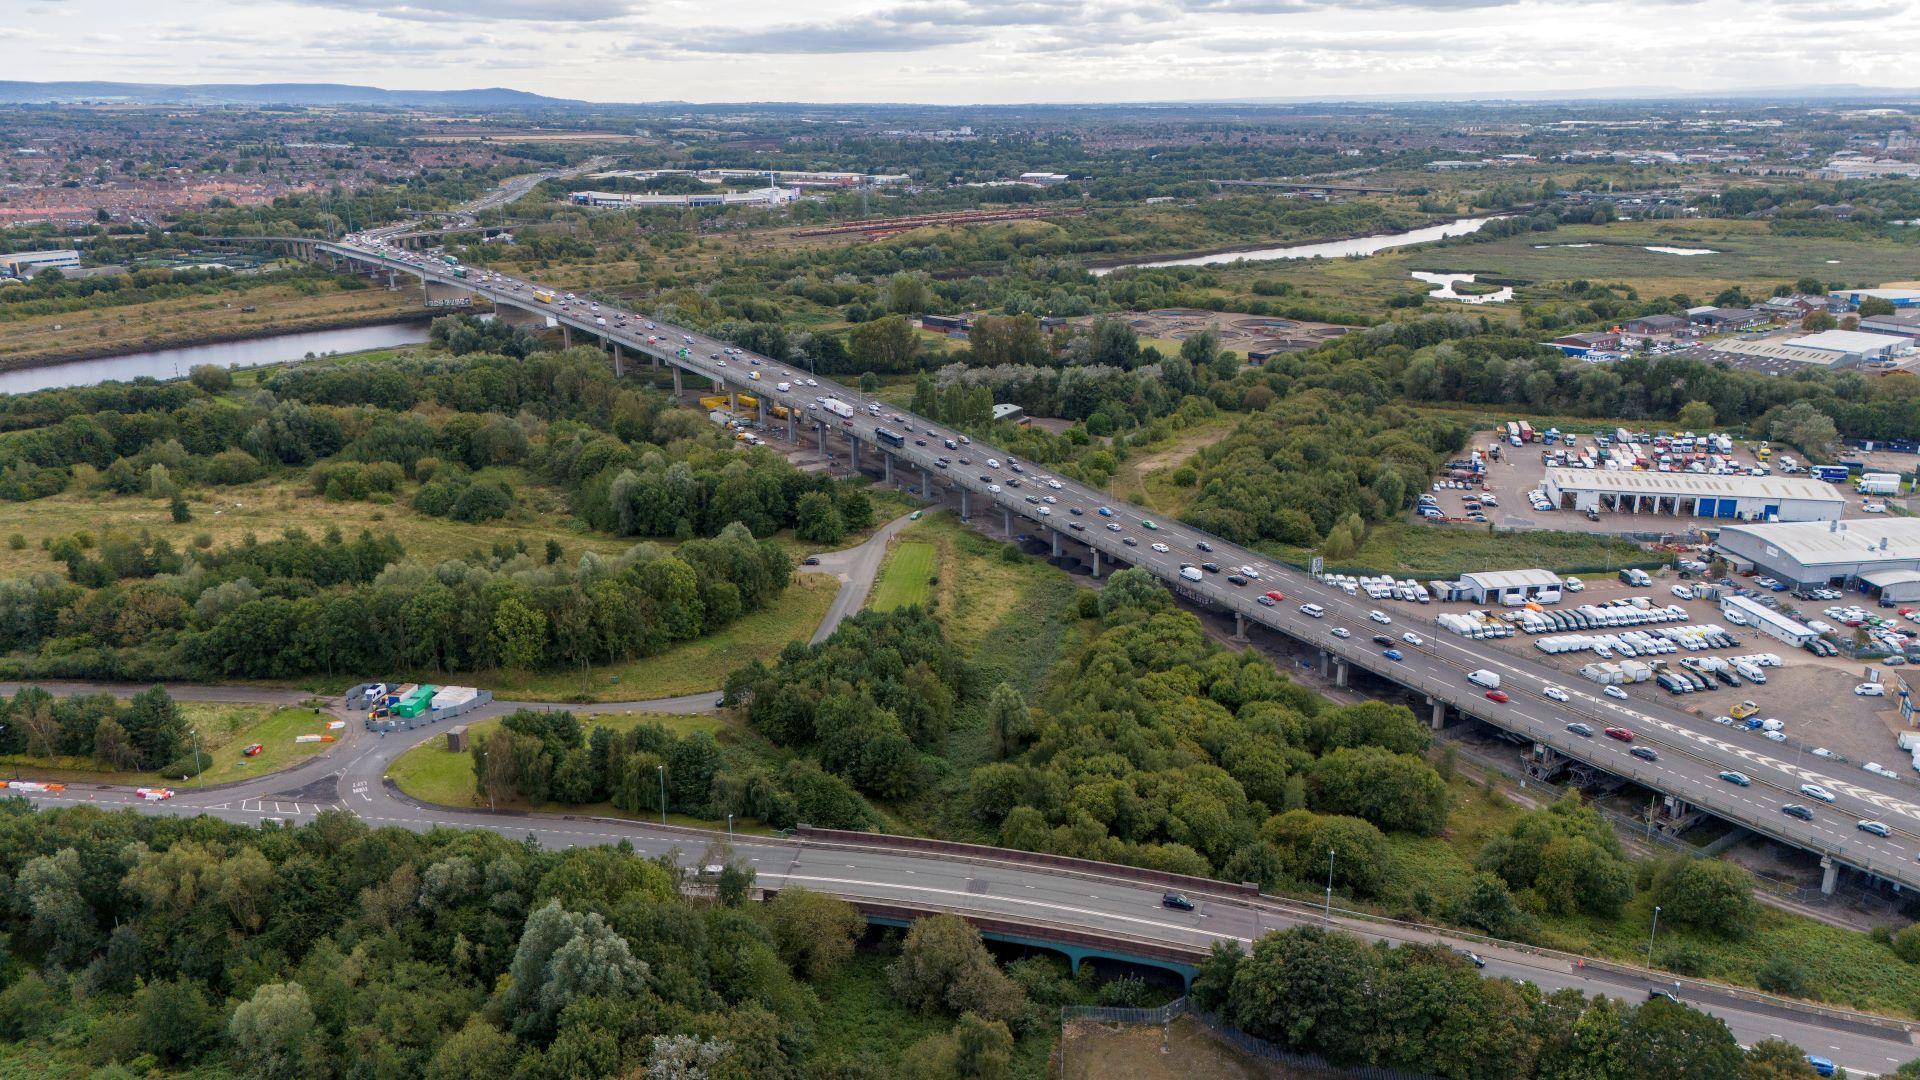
[320,233,1920,895]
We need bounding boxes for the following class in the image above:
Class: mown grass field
[869,541,935,611]
[0,701,331,789]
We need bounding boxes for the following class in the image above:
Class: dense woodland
[0,342,901,680]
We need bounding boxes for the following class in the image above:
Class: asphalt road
[321,234,1920,894]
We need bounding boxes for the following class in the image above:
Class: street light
[727,813,734,836]
[1647,904,1662,968]
[657,764,667,825]
[1323,847,1336,926]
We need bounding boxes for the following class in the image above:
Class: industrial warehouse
[1716,518,1920,601]
[1543,468,1845,522]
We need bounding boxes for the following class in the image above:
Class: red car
[1264,590,1284,603]
[1604,727,1634,742]
[243,743,264,758]
[1484,690,1509,703]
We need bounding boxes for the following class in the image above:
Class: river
[0,320,433,395]
[1089,216,1501,276]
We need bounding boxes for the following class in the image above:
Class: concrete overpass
[226,227,1920,905]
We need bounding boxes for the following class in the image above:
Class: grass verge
[870,541,935,611]
[1260,520,1651,577]
[0,702,332,790]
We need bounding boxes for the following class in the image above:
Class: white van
[1467,669,1502,691]
[1179,566,1203,582]
[1300,603,1325,618]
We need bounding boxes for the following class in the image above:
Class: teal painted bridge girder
[865,915,1197,989]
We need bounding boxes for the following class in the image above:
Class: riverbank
[0,309,436,374]
[1085,214,1492,275]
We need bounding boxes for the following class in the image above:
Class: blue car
[1384,648,1404,661]
[1719,770,1751,787]
[1806,1056,1835,1078]
[1097,506,1114,517]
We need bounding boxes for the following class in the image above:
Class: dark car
[1162,893,1195,911]
[1780,803,1814,821]
[1122,537,1138,547]
[1630,746,1658,762]
[1462,951,1486,969]
[801,556,820,566]
[1024,495,1040,504]
[1567,722,1595,737]
[1201,562,1221,573]
[979,475,993,484]
[915,439,927,447]
[1227,574,1248,586]
[1371,634,1393,646]
[1069,506,1083,515]
[1068,522,1085,531]
[1196,541,1213,552]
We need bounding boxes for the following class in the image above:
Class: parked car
[243,744,264,758]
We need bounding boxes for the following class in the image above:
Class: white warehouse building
[1716,519,1920,601]
[1720,594,1818,647]
[1543,468,1844,523]
[1457,569,1563,605]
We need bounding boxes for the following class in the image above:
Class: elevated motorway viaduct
[200,228,1920,903]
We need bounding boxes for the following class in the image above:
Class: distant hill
[0,81,579,108]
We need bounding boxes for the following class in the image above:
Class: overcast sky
[7,0,1918,104]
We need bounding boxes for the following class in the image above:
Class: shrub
[1756,955,1807,996]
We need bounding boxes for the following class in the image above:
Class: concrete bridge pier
[960,489,971,520]
[1231,612,1249,644]
[1002,506,1013,536]
[883,452,894,484]
[1332,658,1349,688]
[1427,696,1447,731]
[672,366,683,396]
[920,466,932,498]
[756,396,766,426]
[1820,857,1839,896]
[561,325,572,349]
[1051,530,1062,557]
[817,424,827,454]
[611,343,624,378]
[1090,549,1101,578]
[1318,649,1331,678]
[849,438,860,471]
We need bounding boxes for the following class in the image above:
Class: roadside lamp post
[657,764,667,825]
[1647,905,1662,968]
[1323,848,1336,926]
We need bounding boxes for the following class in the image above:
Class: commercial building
[1716,519,1920,599]
[1832,287,1920,309]
[1620,314,1694,342]
[1017,172,1071,185]
[568,187,798,208]
[1457,569,1563,605]
[1859,310,1920,339]
[1788,329,1912,363]
[992,403,1027,423]
[1543,468,1844,522]
[1720,594,1819,647]
[0,248,80,277]
[1688,306,1767,331]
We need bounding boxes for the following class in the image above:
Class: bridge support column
[1051,530,1061,558]
[1427,696,1446,731]
[921,466,931,498]
[1820,857,1839,896]
[757,397,766,426]
[960,489,971,520]
[387,270,397,289]
[817,424,827,454]
[611,343,624,378]
[1332,658,1349,688]
[786,410,794,441]
[849,438,860,471]
[1091,549,1101,577]
[1002,506,1013,536]
[1318,649,1331,678]
[672,366,683,395]
[1232,612,1247,643]
[495,304,545,329]
[883,452,893,484]
[561,325,572,349]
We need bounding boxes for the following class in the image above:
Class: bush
[1891,923,1920,964]
[161,752,207,779]
[1075,591,1100,619]
[1756,955,1807,996]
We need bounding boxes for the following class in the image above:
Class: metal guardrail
[1061,997,1440,1080]
[1062,998,1189,1025]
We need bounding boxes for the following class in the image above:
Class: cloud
[293,0,641,22]
[1777,2,1901,18]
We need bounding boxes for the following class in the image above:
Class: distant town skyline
[7,0,1920,105]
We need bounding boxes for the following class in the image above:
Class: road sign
[1310,556,1324,576]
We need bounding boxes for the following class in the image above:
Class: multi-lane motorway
[313,231,1920,897]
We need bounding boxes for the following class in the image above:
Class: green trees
[228,982,321,1080]
[1765,400,1840,459]
[1649,857,1758,938]
[1305,746,1449,835]
[849,314,920,373]
[887,914,1027,1026]
[761,887,864,978]
[500,900,649,1040]
[794,490,846,544]
[1478,798,1633,917]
